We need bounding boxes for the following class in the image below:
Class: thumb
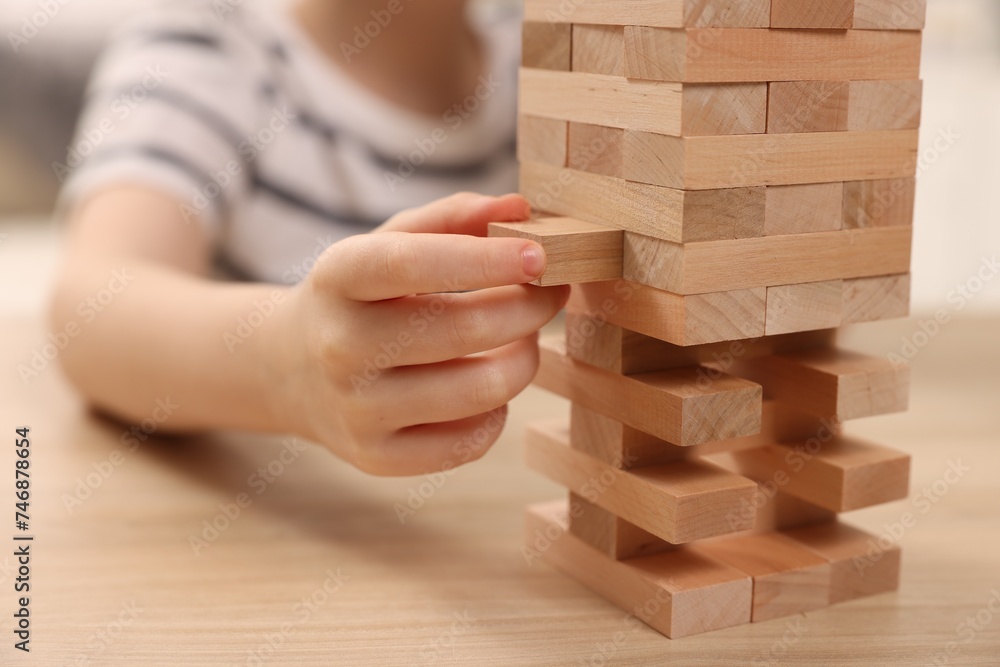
[377,192,532,236]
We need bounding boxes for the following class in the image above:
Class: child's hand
[274,193,569,476]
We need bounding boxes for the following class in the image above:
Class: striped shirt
[58,0,521,283]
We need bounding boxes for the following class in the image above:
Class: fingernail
[522,244,546,277]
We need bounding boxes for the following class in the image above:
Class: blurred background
[0,0,997,315]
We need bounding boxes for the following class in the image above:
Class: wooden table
[1,313,998,666]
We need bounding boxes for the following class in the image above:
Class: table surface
[1,312,998,667]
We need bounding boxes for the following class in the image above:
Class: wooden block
[521,162,766,244]
[520,70,768,138]
[522,0,770,28]
[567,281,766,346]
[715,436,911,512]
[535,337,763,446]
[847,80,922,131]
[567,123,623,178]
[784,522,901,603]
[624,28,922,83]
[692,532,832,622]
[524,501,753,639]
[517,116,567,168]
[568,493,675,560]
[571,401,838,469]
[622,130,919,190]
[735,348,910,421]
[766,281,845,336]
[767,82,850,134]
[682,84,767,136]
[520,69,683,135]
[488,218,623,286]
[624,227,912,295]
[747,491,837,536]
[525,421,758,542]
[522,22,571,71]
[764,183,845,236]
[570,405,682,468]
[853,0,926,30]
[572,25,624,76]
[771,0,854,29]
[843,178,916,228]
[842,274,911,324]
[565,312,691,376]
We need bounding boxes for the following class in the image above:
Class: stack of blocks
[488,0,924,638]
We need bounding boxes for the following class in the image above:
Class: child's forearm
[51,254,298,436]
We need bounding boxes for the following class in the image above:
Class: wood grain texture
[567,123,623,178]
[568,493,675,560]
[843,178,916,228]
[525,501,754,639]
[784,522,902,604]
[525,421,758,543]
[736,348,910,421]
[517,115,567,168]
[772,0,927,29]
[848,80,923,131]
[712,436,911,512]
[853,0,927,29]
[521,70,770,137]
[764,183,845,236]
[567,280,767,346]
[625,27,923,83]
[767,81,850,134]
[488,218,623,286]
[520,161,766,244]
[522,0,770,28]
[692,532,832,622]
[535,337,763,446]
[771,0,854,29]
[681,84,768,136]
[623,227,913,295]
[522,22,571,71]
[842,274,911,324]
[572,25,624,76]
[622,129,919,190]
[520,69,684,135]
[766,281,846,336]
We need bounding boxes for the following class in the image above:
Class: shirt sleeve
[56,4,266,244]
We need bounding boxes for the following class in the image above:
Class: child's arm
[51,186,568,475]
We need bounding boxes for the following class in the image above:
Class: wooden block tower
[489,0,924,638]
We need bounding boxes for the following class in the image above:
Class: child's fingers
[359,336,539,431]
[320,232,547,301]
[351,407,508,477]
[377,192,531,235]
[365,284,568,366]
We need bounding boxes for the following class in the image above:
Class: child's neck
[294,0,482,118]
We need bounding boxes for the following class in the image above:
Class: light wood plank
[525,421,758,543]
[767,81,850,134]
[842,274,911,324]
[682,84,768,136]
[764,183,845,236]
[568,493,675,560]
[567,122,623,178]
[766,281,845,336]
[843,178,916,228]
[520,161,766,244]
[735,348,910,421]
[625,27,923,83]
[517,115,567,168]
[771,0,854,29]
[623,227,912,295]
[853,0,926,29]
[785,522,902,604]
[711,436,911,512]
[488,218,623,286]
[525,501,754,639]
[567,280,767,346]
[572,25,624,76]
[693,532,832,622]
[622,130,919,190]
[848,80,923,131]
[522,22,571,71]
[535,337,763,446]
[522,0,770,28]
